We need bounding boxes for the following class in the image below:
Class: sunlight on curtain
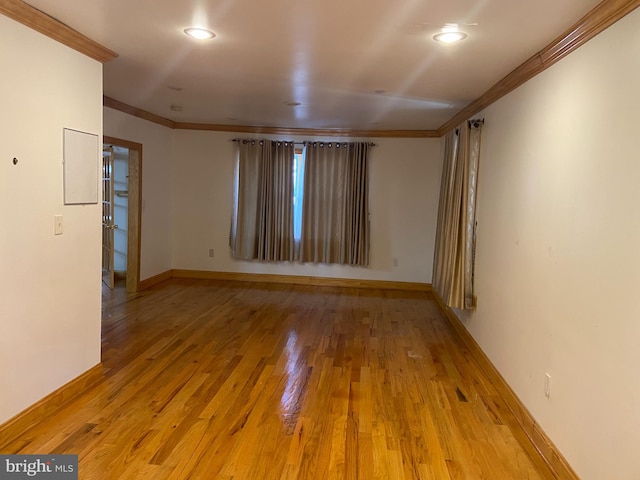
[230,140,295,261]
[432,121,482,309]
[300,142,370,266]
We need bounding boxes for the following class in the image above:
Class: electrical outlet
[393,258,398,267]
[209,248,214,257]
[544,373,551,398]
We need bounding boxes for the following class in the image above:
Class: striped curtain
[300,142,370,266]
[230,140,295,261]
[432,121,482,309]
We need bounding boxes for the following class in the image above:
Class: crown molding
[0,0,117,63]
[174,122,440,138]
[437,0,640,135]
[103,96,176,129]
[103,97,440,138]
[100,0,640,138]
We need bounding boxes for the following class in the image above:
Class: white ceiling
[26,0,602,131]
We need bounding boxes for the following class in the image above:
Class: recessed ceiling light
[433,23,467,44]
[374,89,386,94]
[168,85,184,91]
[284,101,301,107]
[433,31,467,43]
[170,105,183,112]
[184,27,216,40]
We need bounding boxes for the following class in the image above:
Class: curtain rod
[232,139,376,146]
[231,139,305,145]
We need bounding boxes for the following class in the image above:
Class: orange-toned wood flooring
[0,279,554,479]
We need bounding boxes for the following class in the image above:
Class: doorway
[103,136,142,293]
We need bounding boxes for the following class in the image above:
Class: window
[292,148,305,243]
[231,140,371,266]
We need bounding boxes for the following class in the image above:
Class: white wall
[456,9,640,480]
[0,16,103,424]
[170,131,441,283]
[103,108,173,280]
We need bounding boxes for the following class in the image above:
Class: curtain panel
[432,121,482,309]
[300,142,370,266]
[230,140,295,261]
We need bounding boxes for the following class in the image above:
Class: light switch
[54,215,63,235]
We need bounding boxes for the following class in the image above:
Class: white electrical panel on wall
[63,128,99,204]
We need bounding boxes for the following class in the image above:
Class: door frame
[102,147,115,289]
[104,135,142,293]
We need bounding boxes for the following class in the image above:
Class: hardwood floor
[1,279,554,479]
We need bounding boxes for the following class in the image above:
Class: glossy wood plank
[433,292,579,480]
[172,269,432,292]
[0,365,103,447]
[0,279,558,479]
